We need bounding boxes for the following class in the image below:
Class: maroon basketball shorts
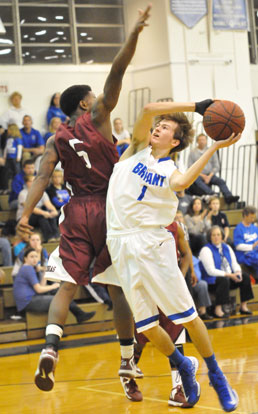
[56,195,111,285]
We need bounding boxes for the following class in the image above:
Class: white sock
[120,345,134,359]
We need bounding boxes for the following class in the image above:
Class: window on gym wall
[248,0,258,63]
[0,0,124,65]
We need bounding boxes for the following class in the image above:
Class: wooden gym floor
[0,313,257,414]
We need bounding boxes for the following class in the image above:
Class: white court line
[78,385,247,414]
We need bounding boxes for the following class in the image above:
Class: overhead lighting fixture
[29,37,36,41]
[55,49,64,53]
[20,19,25,25]
[45,55,58,60]
[55,16,64,20]
[35,30,47,36]
[86,59,94,64]
[56,31,64,35]
[87,37,93,40]
[0,48,11,55]
[50,37,59,43]
[80,32,87,37]
[0,39,13,45]
[38,17,47,22]
[23,34,29,39]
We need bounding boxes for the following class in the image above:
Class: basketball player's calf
[108,285,143,402]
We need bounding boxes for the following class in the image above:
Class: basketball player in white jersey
[95,99,240,412]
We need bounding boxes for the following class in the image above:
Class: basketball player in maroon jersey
[17,5,151,400]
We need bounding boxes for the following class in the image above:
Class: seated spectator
[176,190,193,215]
[199,226,254,317]
[0,236,12,266]
[184,197,210,256]
[9,158,35,210]
[12,231,48,278]
[47,92,67,125]
[187,134,239,204]
[13,231,30,258]
[175,211,212,320]
[13,248,95,322]
[0,91,28,132]
[234,206,258,281]
[43,117,62,144]
[204,196,233,246]
[20,115,44,162]
[112,117,131,156]
[46,169,70,214]
[3,123,23,182]
[17,175,59,243]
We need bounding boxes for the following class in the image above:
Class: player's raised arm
[120,101,197,160]
[92,4,151,125]
[16,135,59,235]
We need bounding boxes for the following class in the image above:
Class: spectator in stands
[46,170,70,214]
[184,197,210,256]
[12,231,49,278]
[46,92,67,125]
[176,190,193,215]
[20,115,44,162]
[43,117,62,144]
[187,134,239,204]
[0,91,28,132]
[17,175,59,243]
[175,211,212,320]
[13,248,95,322]
[0,236,12,266]
[112,117,131,156]
[234,206,258,281]
[9,158,35,210]
[199,226,254,317]
[3,123,23,181]
[204,196,233,246]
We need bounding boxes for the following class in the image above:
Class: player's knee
[60,282,77,297]
[142,325,159,341]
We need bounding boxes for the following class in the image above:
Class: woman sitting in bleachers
[199,225,254,318]
[184,197,210,256]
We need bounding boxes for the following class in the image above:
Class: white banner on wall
[170,0,207,29]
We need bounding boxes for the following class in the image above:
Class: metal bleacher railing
[128,88,258,209]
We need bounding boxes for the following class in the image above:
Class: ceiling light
[35,30,47,36]
[38,17,47,22]
[0,48,11,55]
[55,16,64,20]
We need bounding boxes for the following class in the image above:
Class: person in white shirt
[199,225,254,317]
[95,98,240,411]
[0,92,28,132]
[112,117,131,157]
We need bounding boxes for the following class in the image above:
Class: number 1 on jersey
[137,185,147,201]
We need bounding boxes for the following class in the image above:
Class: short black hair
[22,158,35,168]
[242,206,257,217]
[23,247,36,261]
[60,85,92,117]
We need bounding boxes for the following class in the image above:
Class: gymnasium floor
[0,313,257,414]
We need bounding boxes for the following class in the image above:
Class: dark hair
[186,197,203,216]
[207,225,225,243]
[156,113,194,154]
[22,158,35,168]
[23,247,36,261]
[60,85,92,117]
[50,93,59,107]
[242,206,257,217]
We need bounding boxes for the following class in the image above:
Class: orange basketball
[203,100,245,141]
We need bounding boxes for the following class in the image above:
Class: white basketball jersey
[106,146,179,232]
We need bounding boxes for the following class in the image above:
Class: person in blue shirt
[234,206,258,281]
[43,117,61,144]
[46,169,70,214]
[9,158,35,210]
[20,115,44,162]
[13,247,95,322]
[3,123,23,180]
[46,92,68,125]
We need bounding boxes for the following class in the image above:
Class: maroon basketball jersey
[55,112,119,196]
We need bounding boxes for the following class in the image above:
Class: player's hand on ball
[195,99,214,116]
[214,132,241,149]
